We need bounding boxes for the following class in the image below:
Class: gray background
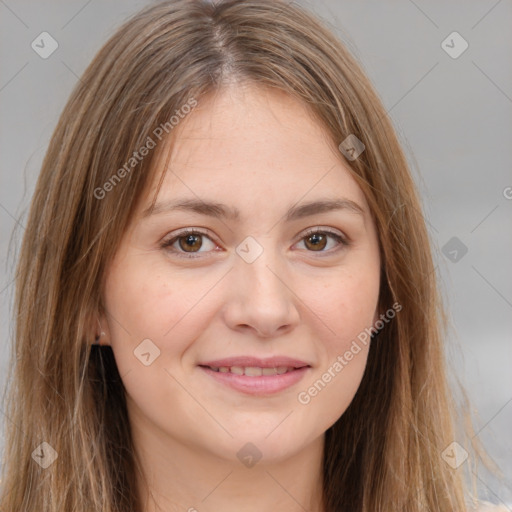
[1,0,511,507]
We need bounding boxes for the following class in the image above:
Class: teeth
[244,366,263,376]
[207,365,296,376]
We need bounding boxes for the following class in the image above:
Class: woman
[0,0,504,510]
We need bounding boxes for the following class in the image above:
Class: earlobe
[93,330,107,346]
[93,312,111,346]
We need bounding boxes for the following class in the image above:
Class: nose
[222,245,301,338]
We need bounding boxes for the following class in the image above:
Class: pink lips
[198,356,311,396]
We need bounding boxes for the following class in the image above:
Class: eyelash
[160,227,349,260]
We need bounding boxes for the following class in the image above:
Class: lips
[198,356,310,370]
[205,365,296,376]
[197,356,311,395]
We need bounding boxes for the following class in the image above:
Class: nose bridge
[224,234,299,336]
[236,234,286,299]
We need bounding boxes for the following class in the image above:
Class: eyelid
[294,226,350,255]
[159,228,220,259]
[299,226,348,244]
[160,226,350,259]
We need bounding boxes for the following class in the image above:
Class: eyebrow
[141,197,365,222]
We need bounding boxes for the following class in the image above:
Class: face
[100,84,381,466]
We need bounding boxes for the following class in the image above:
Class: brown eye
[304,232,328,251]
[178,233,203,253]
[160,229,218,259]
[296,228,348,254]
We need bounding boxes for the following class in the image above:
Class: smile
[204,365,296,376]
[198,365,310,395]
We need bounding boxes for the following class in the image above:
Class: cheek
[102,262,218,432]
[295,263,379,422]
[104,259,216,346]
[102,262,206,385]
[309,267,380,352]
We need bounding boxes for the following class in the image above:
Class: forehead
[142,84,369,219]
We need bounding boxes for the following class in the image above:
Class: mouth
[199,365,302,376]
[197,359,311,395]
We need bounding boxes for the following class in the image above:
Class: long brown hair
[0,0,494,510]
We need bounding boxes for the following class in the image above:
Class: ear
[91,308,112,346]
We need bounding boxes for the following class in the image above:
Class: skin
[98,83,381,512]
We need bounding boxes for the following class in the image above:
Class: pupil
[307,233,326,251]
[181,234,201,252]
